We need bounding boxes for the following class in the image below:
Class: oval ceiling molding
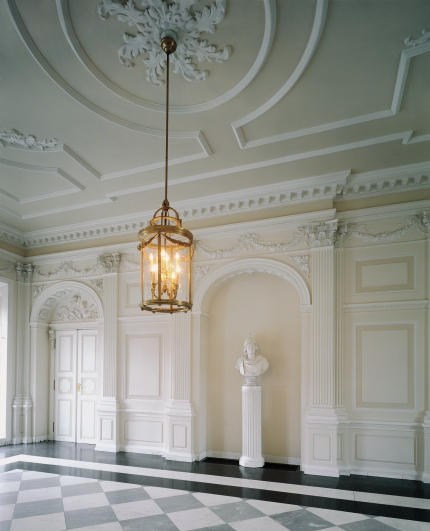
[57,0,276,114]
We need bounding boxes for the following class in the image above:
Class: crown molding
[3,161,430,250]
[338,161,430,202]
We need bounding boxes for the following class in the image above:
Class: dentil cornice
[98,0,231,85]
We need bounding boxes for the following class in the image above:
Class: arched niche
[191,257,312,464]
[30,281,104,443]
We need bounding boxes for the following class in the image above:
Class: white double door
[54,329,98,444]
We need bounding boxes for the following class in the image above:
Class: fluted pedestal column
[240,376,264,468]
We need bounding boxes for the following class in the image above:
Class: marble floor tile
[0,484,19,495]
[245,499,302,515]
[99,480,142,492]
[0,494,16,508]
[120,513,180,531]
[64,506,118,530]
[9,511,66,531]
[0,474,21,484]
[21,471,58,481]
[18,477,60,491]
[16,485,62,503]
[111,499,164,521]
[61,481,103,498]
[0,505,14,522]
[271,507,334,530]
[144,486,190,499]
[354,492,430,511]
[105,486,149,505]
[209,501,264,523]
[229,515,290,531]
[167,507,225,531]
[307,507,370,525]
[155,494,205,514]
[59,476,98,486]
[63,492,110,512]
[70,522,123,531]
[12,497,64,519]
[341,520,400,531]
[0,521,11,531]
[191,492,242,507]
[375,517,430,531]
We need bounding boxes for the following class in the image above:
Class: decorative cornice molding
[195,221,338,258]
[32,284,47,299]
[99,252,121,273]
[0,129,57,150]
[291,255,310,278]
[99,0,231,86]
[404,28,430,48]
[194,264,213,283]
[340,213,427,245]
[15,262,34,282]
[89,278,103,295]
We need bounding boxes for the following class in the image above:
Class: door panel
[55,331,77,442]
[76,330,98,444]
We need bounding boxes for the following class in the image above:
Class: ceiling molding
[0,158,84,204]
[2,161,430,248]
[3,0,214,167]
[231,0,328,148]
[338,161,430,202]
[58,0,275,114]
[233,27,430,150]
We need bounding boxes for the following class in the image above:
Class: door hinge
[53,380,55,391]
[53,422,54,433]
[54,339,56,349]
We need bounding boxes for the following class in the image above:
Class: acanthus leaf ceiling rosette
[98,0,231,86]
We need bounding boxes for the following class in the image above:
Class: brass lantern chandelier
[138,32,193,314]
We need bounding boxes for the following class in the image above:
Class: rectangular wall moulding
[124,419,163,444]
[125,335,163,400]
[355,256,415,294]
[125,281,141,310]
[355,323,415,410]
[354,433,417,466]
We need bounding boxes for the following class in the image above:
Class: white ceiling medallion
[0,129,58,151]
[98,0,231,86]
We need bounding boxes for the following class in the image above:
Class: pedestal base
[239,456,265,468]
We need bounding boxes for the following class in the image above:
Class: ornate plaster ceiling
[0,0,429,249]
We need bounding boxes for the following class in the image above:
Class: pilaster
[303,221,346,477]
[95,253,120,452]
[12,262,34,444]
[423,213,430,482]
[166,311,195,461]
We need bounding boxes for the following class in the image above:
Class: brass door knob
[77,382,81,392]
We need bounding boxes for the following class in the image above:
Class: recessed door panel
[55,331,76,442]
[76,330,98,444]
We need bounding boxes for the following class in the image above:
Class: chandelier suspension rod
[164,49,170,205]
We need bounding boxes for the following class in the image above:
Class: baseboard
[34,435,49,443]
[302,464,340,477]
[349,467,423,481]
[164,452,195,462]
[119,445,164,456]
[94,443,120,453]
[205,451,301,465]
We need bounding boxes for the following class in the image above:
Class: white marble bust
[235,335,269,377]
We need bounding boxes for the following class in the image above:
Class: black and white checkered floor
[0,468,428,531]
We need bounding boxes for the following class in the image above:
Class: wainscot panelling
[344,310,426,422]
[118,271,142,316]
[120,412,166,453]
[344,241,425,304]
[348,424,424,479]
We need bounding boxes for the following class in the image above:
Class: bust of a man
[235,334,269,378]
